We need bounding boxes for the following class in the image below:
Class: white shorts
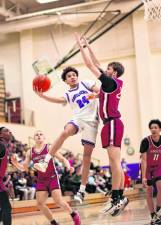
[67,118,99,147]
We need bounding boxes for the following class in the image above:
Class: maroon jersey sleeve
[99,73,117,93]
[0,143,6,158]
[140,138,149,153]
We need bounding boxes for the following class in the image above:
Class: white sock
[79,185,86,193]
[44,153,52,163]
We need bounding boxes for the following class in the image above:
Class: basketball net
[32,57,53,75]
[142,0,161,21]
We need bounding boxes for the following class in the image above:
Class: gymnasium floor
[13,199,150,225]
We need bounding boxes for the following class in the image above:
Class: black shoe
[121,196,129,211]
[101,198,123,216]
[110,199,124,217]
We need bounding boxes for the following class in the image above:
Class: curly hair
[61,67,79,81]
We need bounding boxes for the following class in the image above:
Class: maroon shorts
[146,166,161,186]
[36,174,60,193]
[101,118,124,148]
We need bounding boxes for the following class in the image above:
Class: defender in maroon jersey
[11,131,81,225]
[0,127,13,225]
[140,119,161,225]
[75,34,128,216]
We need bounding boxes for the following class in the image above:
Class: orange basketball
[33,75,51,92]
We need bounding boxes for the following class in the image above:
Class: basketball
[33,75,51,92]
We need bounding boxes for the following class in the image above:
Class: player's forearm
[40,95,65,104]
[55,152,64,161]
[62,158,70,169]
[55,152,69,165]
[79,45,93,68]
[87,46,100,69]
[13,162,26,171]
[55,152,70,169]
[79,46,101,78]
[141,159,147,179]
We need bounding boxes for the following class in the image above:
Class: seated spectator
[15,172,36,200]
[11,172,24,200]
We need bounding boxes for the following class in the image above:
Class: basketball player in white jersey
[34,66,99,203]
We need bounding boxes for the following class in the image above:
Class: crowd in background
[4,137,132,201]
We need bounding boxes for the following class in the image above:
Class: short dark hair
[61,67,79,82]
[108,62,124,77]
[149,119,161,129]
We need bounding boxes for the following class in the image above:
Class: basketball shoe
[100,198,123,215]
[154,209,161,225]
[74,191,85,204]
[72,211,81,225]
[150,214,157,225]
[111,196,129,216]
[50,220,60,225]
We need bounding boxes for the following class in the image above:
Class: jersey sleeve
[140,138,149,153]
[0,143,6,158]
[63,93,70,103]
[81,80,96,91]
[99,73,117,93]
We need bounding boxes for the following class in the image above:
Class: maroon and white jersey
[31,144,57,179]
[146,136,161,168]
[0,142,9,192]
[99,78,123,121]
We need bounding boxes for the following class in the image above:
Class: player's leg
[108,146,122,195]
[74,144,94,203]
[49,122,78,156]
[117,168,129,213]
[155,179,161,224]
[114,118,128,210]
[51,189,81,225]
[0,191,12,225]
[100,119,125,215]
[34,122,78,172]
[145,183,157,225]
[74,120,98,203]
[36,191,59,225]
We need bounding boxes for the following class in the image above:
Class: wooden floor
[13,199,151,225]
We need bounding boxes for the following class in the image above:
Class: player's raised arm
[34,89,67,105]
[83,36,101,69]
[75,33,102,79]
[11,150,31,171]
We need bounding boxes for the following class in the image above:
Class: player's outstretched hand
[33,86,44,98]
[75,33,85,48]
